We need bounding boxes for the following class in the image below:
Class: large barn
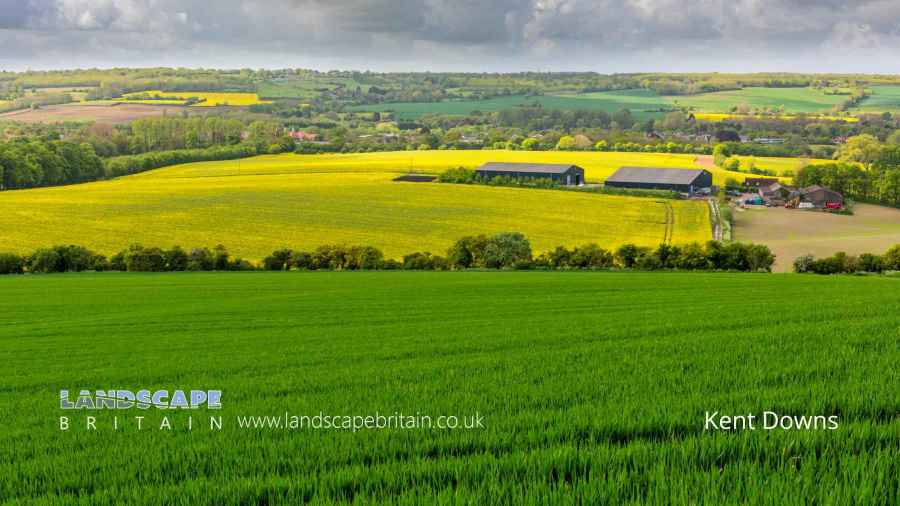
[475,162,585,186]
[605,167,713,194]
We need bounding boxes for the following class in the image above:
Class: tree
[616,244,646,268]
[837,134,883,169]
[483,233,532,269]
[264,248,293,271]
[0,253,25,274]
[886,130,900,146]
[28,248,63,273]
[521,138,539,151]
[594,140,609,151]
[712,144,730,167]
[883,245,900,270]
[556,135,577,151]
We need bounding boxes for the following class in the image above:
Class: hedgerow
[0,234,778,275]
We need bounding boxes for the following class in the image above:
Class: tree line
[0,140,104,189]
[0,117,293,190]
[794,246,900,275]
[0,234,776,275]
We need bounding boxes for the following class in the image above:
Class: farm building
[788,185,844,209]
[759,182,796,206]
[744,177,779,189]
[475,162,585,186]
[605,167,713,194]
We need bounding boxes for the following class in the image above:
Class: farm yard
[0,152,714,260]
[2,271,897,503]
[0,103,189,124]
[733,204,900,271]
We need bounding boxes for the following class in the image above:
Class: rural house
[788,185,844,209]
[475,162,585,186]
[290,131,319,142]
[759,182,796,206]
[604,167,713,194]
[744,177,779,189]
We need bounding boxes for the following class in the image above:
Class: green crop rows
[2,272,898,504]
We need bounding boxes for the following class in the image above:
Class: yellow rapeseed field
[0,152,717,260]
[120,90,271,107]
[137,150,811,185]
[694,112,859,123]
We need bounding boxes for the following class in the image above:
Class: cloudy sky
[1,0,899,72]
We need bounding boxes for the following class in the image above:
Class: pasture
[119,90,271,107]
[1,271,897,503]
[733,204,900,271]
[853,86,900,114]
[669,87,846,113]
[0,152,714,260]
[348,91,670,120]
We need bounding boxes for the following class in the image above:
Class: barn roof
[606,167,709,185]
[476,162,581,174]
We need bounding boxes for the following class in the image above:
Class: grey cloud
[1,0,900,71]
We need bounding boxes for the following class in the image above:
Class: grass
[1,271,897,503]
[853,86,900,114]
[258,79,371,99]
[0,152,715,260]
[118,91,271,107]
[669,87,846,114]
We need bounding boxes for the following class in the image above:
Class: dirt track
[733,204,900,271]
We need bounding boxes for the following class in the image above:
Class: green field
[853,86,900,114]
[670,87,846,113]
[0,152,717,260]
[349,91,671,120]
[2,272,897,503]
[258,78,372,100]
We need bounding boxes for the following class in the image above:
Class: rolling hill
[0,152,720,259]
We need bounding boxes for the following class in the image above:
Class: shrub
[858,253,883,273]
[264,249,293,271]
[28,248,63,273]
[615,244,647,268]
[567,244,614,269]
[437,167,475,184]
[794,254,815,273]
[165,246,189,272]
[884,245,900,270]
[402,252,447,271]
[0,253,25,274]
[290,251,313,270]
[122,244,167,272]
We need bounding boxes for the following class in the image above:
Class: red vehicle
[826,202,842,210]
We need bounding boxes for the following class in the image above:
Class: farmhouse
[759,182,796,206]
[788,185,844,209]
[605,167,713,194]
[475,162,585,186]
[744,177,779,189]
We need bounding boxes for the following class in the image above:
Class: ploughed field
[1,272,897,503]
[0,152,721,260]
[734,204,900,272]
